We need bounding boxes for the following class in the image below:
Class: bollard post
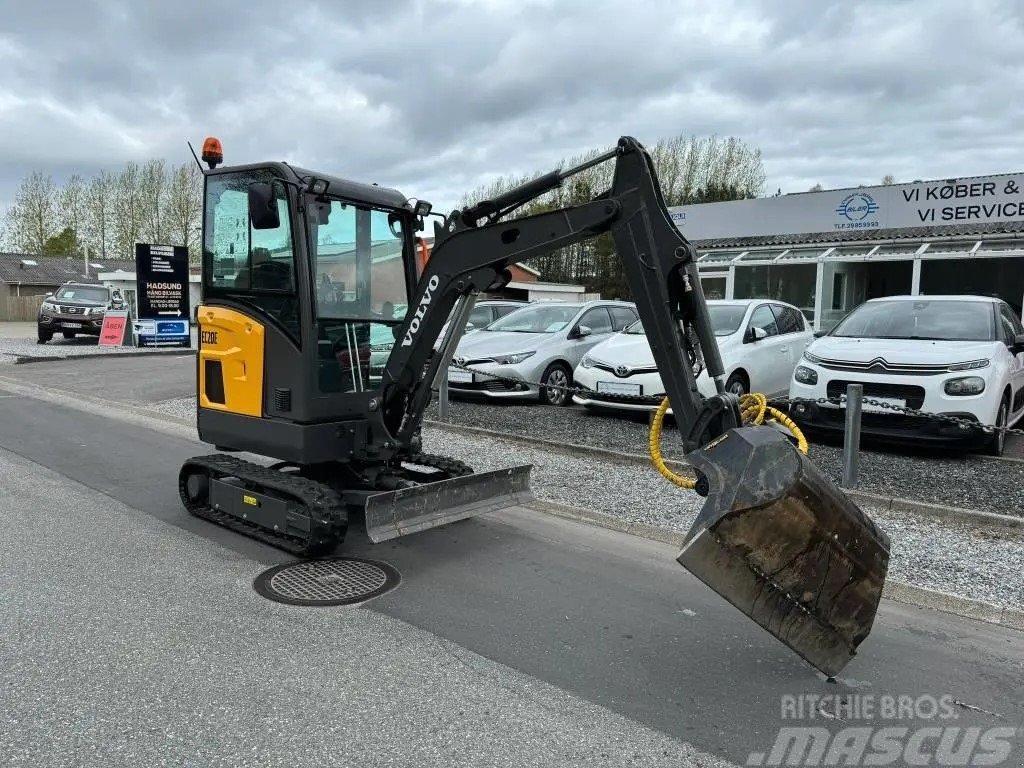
[842,383,863,488]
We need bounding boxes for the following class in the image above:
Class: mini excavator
[180,135,890,676]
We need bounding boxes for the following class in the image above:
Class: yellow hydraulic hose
[648,392,808,490]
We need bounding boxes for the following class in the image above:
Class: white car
[571,299,814,413]
[788,294,1024,455]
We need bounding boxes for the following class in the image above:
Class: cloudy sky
[1,0,1022,219]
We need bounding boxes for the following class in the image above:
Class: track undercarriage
[178,451,479,557]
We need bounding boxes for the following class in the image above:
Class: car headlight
[88,307,104,316]
[944,376,986,396]
[492,351,535,365]
[41,302,58,313]
[794,365,818,385]
[947,359,990,371]
[581,354,594,369]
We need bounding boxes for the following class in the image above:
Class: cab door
[742,303,790,396]
[999,302,1024,420]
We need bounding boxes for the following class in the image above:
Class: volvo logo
[615,365,630,377]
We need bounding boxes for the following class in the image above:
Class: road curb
[12,349,194,364]
[0,375,199,440]
[845,489,1024,530]
[427,421,1024,531]
[521,498,1024,633]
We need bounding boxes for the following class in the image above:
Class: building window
[832,273,845,310]
[734,264,816,316]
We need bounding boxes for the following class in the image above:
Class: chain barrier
[444,360,1024,438]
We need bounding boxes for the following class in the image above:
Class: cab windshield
[307,195,410,322]
[624,304,748,337]
[831,299,996,341]
[54,285,109,303]
[485,304,579,333]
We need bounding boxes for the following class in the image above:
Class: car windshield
[708,305,748,336]
[830,299,996,341]
[55,286,108,303]
[622,305,748,337]
[485,304,579,333]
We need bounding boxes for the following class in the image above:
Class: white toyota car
[788,295,1024,455]
[571,299,813,414]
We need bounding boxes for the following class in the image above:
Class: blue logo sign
[835,192,879,222]
[834,192,881,230]
[157,321,187,334]
[670,210,686,222]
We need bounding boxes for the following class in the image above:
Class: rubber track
[179,454,348,557]
[399,452,473,478]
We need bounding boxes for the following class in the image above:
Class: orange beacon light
[201,137,223,169]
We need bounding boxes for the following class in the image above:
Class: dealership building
[668,171,1024,331]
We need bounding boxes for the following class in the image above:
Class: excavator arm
[377,136,891,678]
[379,136,740,454]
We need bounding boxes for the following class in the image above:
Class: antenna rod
[187,140,204,173]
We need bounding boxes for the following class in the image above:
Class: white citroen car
[788,295,1024,455]
[572,299,813,413]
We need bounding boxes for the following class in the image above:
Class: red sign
[98,310,130,347]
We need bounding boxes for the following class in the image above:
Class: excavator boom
[372,136,890,676]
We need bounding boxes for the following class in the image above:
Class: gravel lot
[147,395,1024,611]
[0,334,192,365]
[425,398,1024,518]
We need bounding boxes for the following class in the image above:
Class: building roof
[0,253,137,286]
[690,218,1024,250]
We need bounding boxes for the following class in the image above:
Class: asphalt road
[0,374,1021,766]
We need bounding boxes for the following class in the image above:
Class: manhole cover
[253,557,401,606]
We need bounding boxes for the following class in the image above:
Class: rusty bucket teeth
[677,426,890,677]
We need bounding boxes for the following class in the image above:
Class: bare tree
[85,170,115,259]
[165,162,203,260]
[113,161,144,259]
[3,171,58,254]
[808,183,824,192]
[881,174,896,185]
[454,131,766,296]
[58,174,86,246]
[139,158,169,243]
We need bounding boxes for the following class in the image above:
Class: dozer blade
[364,465,534,543]
[677,426,890,677]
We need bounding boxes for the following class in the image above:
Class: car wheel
[539,362,572,406]
[985,395,1009,457]
[725,371,748,397]
[37,329,52,344]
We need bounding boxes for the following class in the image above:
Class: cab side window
[579,307,613,334]
[999,304,1024,345]
[204,172,299,340]
[609,306,638,331]
[748,305,779,337]
[770,304,805,335]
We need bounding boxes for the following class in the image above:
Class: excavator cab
[182,136,889,678]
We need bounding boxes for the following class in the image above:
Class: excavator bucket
[364,465,534,543]
[677,426,890,677]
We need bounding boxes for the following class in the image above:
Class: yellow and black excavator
[181,135,890,677]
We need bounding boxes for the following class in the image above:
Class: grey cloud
[1,0,1023,218]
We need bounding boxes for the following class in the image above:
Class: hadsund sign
[669,172,1024,241]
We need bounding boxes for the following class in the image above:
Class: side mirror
[571,325,593,339]
[745,326,768,343]
[248,182,281,230]
[813,329,828,338]
[1013,333,1024,353]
